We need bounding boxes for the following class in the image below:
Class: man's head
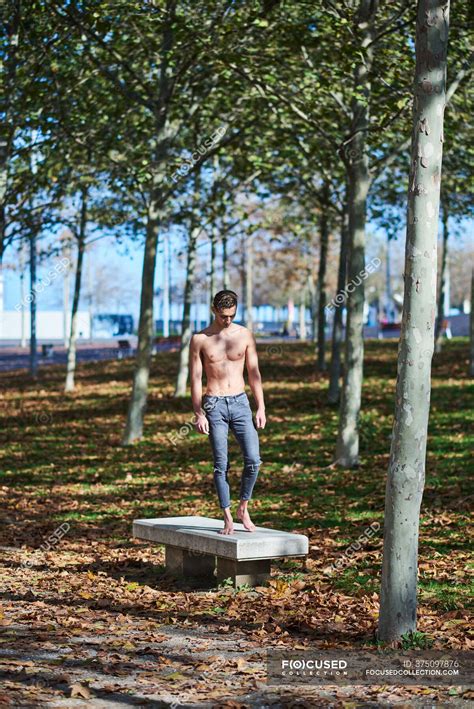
[212,290,238,328]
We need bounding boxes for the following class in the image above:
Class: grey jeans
[203,391,261,509]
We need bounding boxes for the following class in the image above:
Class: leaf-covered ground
[0,338,472,707]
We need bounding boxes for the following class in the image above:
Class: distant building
[0,311,91,341]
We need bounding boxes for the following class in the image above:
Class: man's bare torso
[195,324,250,395]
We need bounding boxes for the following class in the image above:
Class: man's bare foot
[236,504,256,532]
[218,508,234,535]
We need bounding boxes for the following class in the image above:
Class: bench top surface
[133,516,308,561]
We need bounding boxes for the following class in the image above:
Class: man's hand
[195,413,209,435]
[255,407,266,429]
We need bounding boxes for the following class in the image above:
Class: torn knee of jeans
[213,467,227,475]
[245,462,260,473]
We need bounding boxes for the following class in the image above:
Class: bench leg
[216,558,271,588]
[165,545,215,581]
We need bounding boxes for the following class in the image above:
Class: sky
[2,216,472,326]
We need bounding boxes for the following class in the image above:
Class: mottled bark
[378,0,449,643]
[174,225,200,397]
[328,202,349,404]
[335,0,376,467]
[65,187,87,392]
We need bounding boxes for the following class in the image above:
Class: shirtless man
[190,289,266,535]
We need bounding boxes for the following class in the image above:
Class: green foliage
[400,631,434,650]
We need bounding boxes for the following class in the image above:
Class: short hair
[213,290,238,311]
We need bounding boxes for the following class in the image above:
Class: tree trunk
[434,196,448,351]
[385,233,393,322]
[308,270,318,343]
[209,225,217,321]
[335,0,376,467]
[328,202,349,404]
[65,187,87,392]
[245,234,253,330]
[174,225,200,397]
[29,228,38,377]
[121,201,160,444]
[19,243,27,347]
[378,0,449,643]
[222,232,229,289]
[162,232,170,337]
[316,183,330,371]
[0,0,20,263]
[299,290,307,340]
[63,244,70,348]
[470,269,474,377]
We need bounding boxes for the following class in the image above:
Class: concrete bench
[133,516,309,588]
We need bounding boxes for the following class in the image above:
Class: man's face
[213,306,237,328]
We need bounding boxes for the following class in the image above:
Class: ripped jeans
[203,391,261,510]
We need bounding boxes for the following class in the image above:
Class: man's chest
[202,336,246,364]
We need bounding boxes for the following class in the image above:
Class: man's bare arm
[245,332,266,429]
[190,335,209,434]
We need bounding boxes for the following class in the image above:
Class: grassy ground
[0,338,472,707]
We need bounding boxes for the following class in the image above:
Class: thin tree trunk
[0,261,4,342]
[0,0,20,263]
[328,202,349,404]
[163,232,170,337]
[245,234,253,330]
[65,187,87,392]
[335,0,376,467]
[316,183,330,371]
[121,201,160,444]
[240,233,246,324]
[19,244,27,347]
[308,270,317,343]
[434,196,448,351]
[174,225,200,397]
[385,233,393,322]
[209,226,217,321]
[299,290,307,340]
[470,269,474,377]
[63,244,70,348]
[378,0,449,643]
[222,232,229,289]
[29,227,38,377]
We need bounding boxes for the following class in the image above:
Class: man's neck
[210,321,234,334]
